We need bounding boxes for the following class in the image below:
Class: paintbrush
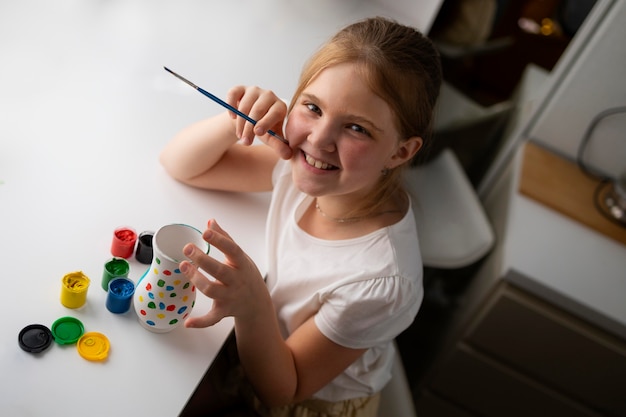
[164,66,288,145]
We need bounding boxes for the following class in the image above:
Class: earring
[381,167,390,176]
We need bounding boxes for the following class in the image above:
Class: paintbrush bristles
[164,67,198,89]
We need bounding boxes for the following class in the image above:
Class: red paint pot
[110,226,137,259]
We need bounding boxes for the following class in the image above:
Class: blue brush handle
[164,66,289,144]
[196,86,287,144]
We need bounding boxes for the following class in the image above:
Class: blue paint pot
[106,277,136,314]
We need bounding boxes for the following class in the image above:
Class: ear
[388,136,423,169]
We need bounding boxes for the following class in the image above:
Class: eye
[348,123,371,137]
[305,103,321,115]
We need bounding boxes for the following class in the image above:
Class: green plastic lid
[51,316,84,345]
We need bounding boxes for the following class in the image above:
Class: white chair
[377,148,495,416]
[408,148,495,270]
[378,341,418,417]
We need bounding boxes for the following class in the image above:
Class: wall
[525,0,626,179]
[372,0,443,33]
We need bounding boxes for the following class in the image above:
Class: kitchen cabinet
[413,143,626,416]
[419,281,626,417]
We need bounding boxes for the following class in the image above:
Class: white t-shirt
[265,160,424,402]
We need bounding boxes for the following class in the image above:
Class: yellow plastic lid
[77,332,110,361]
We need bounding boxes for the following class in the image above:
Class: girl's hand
[226,85,292,160]
[179,219,272,328]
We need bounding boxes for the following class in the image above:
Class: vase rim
[153,223,210,264]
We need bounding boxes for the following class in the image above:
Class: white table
[0,1,442,415]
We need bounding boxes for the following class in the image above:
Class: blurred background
[423,0,599,187]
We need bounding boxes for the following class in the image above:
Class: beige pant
[255,393,381,417]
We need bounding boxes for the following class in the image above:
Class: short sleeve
[314,275,423,349]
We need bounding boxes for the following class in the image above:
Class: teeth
[305,153,333,170]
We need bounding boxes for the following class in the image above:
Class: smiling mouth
[303,152,338,170]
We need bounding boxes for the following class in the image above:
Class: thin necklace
[314,199,401,223]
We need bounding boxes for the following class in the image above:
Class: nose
[307,120,337,152]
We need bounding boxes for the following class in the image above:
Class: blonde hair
[288,17,442,217]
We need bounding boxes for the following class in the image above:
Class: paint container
[135,231,154,264]
[60,271,90,309]
[110,226,137,259]
[106,277,135,314]
[101,257,130,291]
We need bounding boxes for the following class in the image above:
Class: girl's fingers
[179,261,232,329]
[205,221,248,267]
[257,131,292,160]
[252,101,292,160]
[179,261,213,294]
[235,87,262,142]
[225,85,251,140]
[225,85,246,120]
[253,100,286,137]
[181,243,233,287]
[206,218,230,239]
[185,309,224,328]
[225,86,287,146]
[181,223,244,287]
[179,220,266,329]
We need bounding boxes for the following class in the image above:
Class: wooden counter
[519,141,626,245]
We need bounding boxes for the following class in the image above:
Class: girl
[161,17,441,417]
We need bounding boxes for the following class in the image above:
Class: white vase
[133,223,209,333]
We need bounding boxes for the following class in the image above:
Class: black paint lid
[18,324,53,353]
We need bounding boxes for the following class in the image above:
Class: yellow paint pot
[60,271,90,309]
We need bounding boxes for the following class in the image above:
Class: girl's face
[286,63,413,202]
